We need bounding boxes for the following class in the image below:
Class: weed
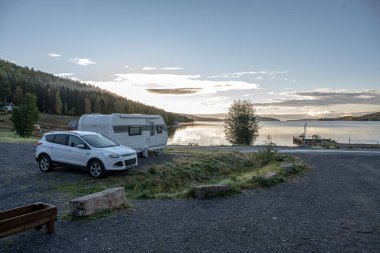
[61,202,132,221]
[254,135,277,166]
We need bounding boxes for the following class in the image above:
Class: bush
[10,93,39,137]
[254,135,277,166]
[224,100,259,145]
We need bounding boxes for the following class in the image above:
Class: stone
[263,172,277,179]
[280,163,295,173]
[192,185,231,199]
[70,187,127,217]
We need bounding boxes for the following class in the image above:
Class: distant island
[318,112,380,121]
[257,116,281,121]
[184,114,280,122]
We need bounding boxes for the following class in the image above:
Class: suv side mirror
[77,144,85,149]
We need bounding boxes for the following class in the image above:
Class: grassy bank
[56,148,307,199]
[0,113,77,131]
[0,112,77,143]
[0,131,38,143]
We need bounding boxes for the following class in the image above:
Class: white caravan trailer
[78,114,168,157]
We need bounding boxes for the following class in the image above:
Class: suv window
[53,134,68,145]
[68,135,84,147]
[45,134,55,142]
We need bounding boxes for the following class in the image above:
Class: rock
[280,163,295,173]
[263,172,277,179]
[70,187,127,217]
[192,185,231,199]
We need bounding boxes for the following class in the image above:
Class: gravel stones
[192,185,231,198]
[1,143,380,252]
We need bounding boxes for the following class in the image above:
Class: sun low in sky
[1,0,379,119]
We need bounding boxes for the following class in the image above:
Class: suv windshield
[81,134,118,148]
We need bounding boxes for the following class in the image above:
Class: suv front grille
[124,158,136,167]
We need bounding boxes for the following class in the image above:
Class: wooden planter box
[0,202,57,238]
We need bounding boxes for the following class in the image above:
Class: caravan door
[149,121,156,147]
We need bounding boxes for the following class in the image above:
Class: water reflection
[168,121,380,146]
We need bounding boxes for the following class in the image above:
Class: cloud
[106,73,259,95]
[161,67,184,70]
[69,58,96,66]
[142,66,157,71]
[70,77,81,82]
[54,73,73,77]
[124,66,129,69]
[146,88,201,94]
[48,53,62,58]
[208,70,288,79]
[255,90,380,107]
[142,66,184,71]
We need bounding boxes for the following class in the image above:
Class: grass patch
[55,148,307,200]
[0,130,38,143]
[61,202,133,221]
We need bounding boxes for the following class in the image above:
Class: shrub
[10,93,39,137]
[255,135,277,166]
[224,100,259,145]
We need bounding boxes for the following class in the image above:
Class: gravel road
[0,143,379,252]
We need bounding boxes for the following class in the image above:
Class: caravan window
[113,125,129,133]
[157,125,163,134]
[129,126,142,136]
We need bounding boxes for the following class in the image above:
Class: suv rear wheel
[88,160,105,178]
[39,155,53,172]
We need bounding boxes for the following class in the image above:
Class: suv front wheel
[88,160,105,178]
[39,155,53,172]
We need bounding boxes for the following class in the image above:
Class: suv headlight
[104,153,120,158]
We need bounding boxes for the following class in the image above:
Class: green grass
[55,149,307,200]
[61,202,133,221]
[0,130,38,143]
[0,112,79,143]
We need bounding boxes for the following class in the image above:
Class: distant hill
[0,59,191,125]
[182,114,222,121]
[258,116,280,121]
[188,113,280,121]
[318,112,380,121]
[287,119,318,122]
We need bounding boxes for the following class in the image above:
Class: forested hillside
[318,112,380,121]
[0,59,191,125]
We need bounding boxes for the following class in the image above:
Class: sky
[1,0,379,119]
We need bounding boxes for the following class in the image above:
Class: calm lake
[168,121,380,146]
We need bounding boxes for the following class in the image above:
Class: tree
[54,91,63,114]
[84,97,92,114]
[11,93,39,137]
[0,79,11,102]
[224,99,259,145]
[13,85,24,105]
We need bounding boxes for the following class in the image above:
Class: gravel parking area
[0,143,379,252]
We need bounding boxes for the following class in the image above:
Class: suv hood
[97,145,135,155]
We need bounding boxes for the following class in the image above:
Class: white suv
[35,131,137,178]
